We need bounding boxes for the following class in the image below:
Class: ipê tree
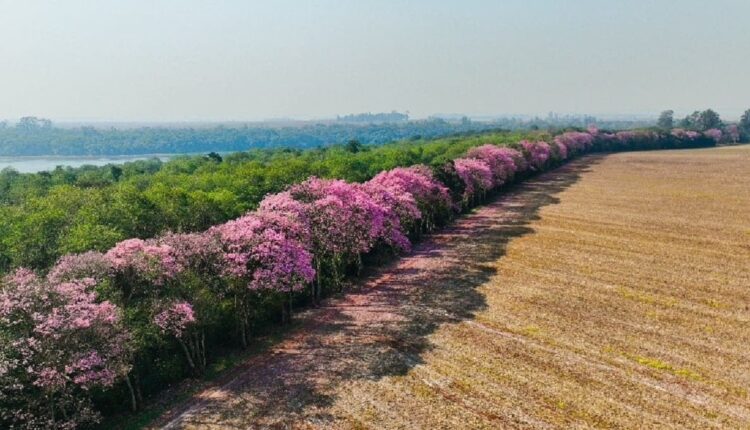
[0,269,131,428]
[519,140,552,172]
[725,124,740,144]
[210,213,315,346]
[100,238,186,408]
[151,232,228,374]
[368,166,452,234]
[453,158,493,208]
[466,144,519,187]
[153,301,206,375]
[259,178,390,304]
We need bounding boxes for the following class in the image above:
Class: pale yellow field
[158,145,750,429]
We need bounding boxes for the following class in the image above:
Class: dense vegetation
[657,108,748,143]
[0,126,722,429]
[0,130,539,273]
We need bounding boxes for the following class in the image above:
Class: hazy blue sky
[1,0,748,121]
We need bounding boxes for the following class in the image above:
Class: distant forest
[0,114,654,156]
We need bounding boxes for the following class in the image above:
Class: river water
[0,154,179,173]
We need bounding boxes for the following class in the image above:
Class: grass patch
[629,354,702,381]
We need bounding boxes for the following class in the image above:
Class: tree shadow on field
[155,155,605,429]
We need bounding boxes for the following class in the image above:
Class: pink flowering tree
[519,140,552,171]
[668,128,705,149]
[453,158,494,207]
[153,301,206,374]
[260,177,387,303]
[152,232,230,372]
[46,251,112,284]
[725,124,740,144]
[704,128,722,143]
[159,232,225,275]
[671,128,690,139]
[465,145,519,187]
[100,232,234,393]
[210,213,315,346]
[505,147,529,174]
[0,269,131,428]
[554,132,594,156]
[550,140,568,162]
[104,238,184,304]
[359,182,415,253]
[495,147,525,180]
[368,165,452,233]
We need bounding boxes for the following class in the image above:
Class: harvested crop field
[156,145,750,429]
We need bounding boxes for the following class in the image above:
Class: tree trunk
[200,330,206,369]
[235,292,249,349]
[314,259,322,306]
[49,394,55,426]
[178,338,197,371]
[356,254,363,277]
[240,315,248,349]
[125,373,138,412]
[288,291,294,320]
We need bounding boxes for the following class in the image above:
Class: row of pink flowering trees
[0,128,718,428]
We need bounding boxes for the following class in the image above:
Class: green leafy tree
[680,111,701,129]
[657,110,674,129]
[697,109,722,131]
[345,139,364,153]
[739,109,750,140]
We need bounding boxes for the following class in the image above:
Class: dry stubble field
[157,145,750,429]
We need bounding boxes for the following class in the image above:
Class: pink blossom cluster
[551,140,568,160]
[0,269,129,427]
[368,166,451,229]
[519,140,552,171]
[465,145,520,186]
[105,238,183,284]
[359,181,417,251]
[725,125,740,143]
[34,279,120,337]
[453,158,494,202]
[159,232,225,271]
[154,301,196,338]
[618,130,660,144]
[671,128,701,140]
[66,351,118,389]
[703,128,722,143]
[554,131,594,156]
[263,178,387,258]
[210,213,316,292]
[47,251,112,284]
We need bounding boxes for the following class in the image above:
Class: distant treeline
[0,115,655,156]
[336,111,409,123]
[3,109,745,158]
[0,118,506,156]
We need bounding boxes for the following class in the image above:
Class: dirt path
[154,146,750,429]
